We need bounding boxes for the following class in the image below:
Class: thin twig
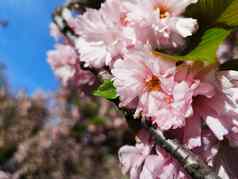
[52,1,221,178]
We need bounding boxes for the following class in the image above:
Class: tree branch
[52,2,221,179]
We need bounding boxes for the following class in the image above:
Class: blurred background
[0,1,131,178]
[0,0,62,94]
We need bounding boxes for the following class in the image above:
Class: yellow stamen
[154,5,170,19]
[165,95,173,104]
[120,15,129,26]
[145,75,161,92]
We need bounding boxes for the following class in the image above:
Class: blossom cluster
[48,0,238,178]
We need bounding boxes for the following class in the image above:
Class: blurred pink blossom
[48,44,95,87]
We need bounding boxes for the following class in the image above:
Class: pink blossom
[48,44,77,85]
[141,147,190,179]
[118,143,151,179]
[121,0,198,50]
[171,66,238,149]
[118,128,220,179]
[75,0,136,68]
[191,129,219,166]
[181,69,238,147]
[118,143,190,179]
[112,50,208,130]
[203,70,238,146]
[182,107,203,149]
[47,44,95,87]
[175,64,216,149]
[217,70,238,108]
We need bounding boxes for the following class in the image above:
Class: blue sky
[0,0,65,94]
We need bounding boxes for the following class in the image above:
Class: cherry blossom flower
[75,0,136,68]
[48,44,77,85]
[202,70,238,146]
[118,128,221,179]
[121,0,198,50]
[161,67,238,151]
[119,141,190,179]
[172,65,238,148]
[217,70,238,108]
[178,69,238,147]
[112,50,176,110]
[48,44,95,87]
[141,147,190,179]
[112,50,209,130]
[119,143,151,179]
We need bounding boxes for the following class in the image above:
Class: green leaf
[181,28,231,64]
[185,0,233,27]
[93,80,118,100]
[155,28,231,64]
[216,0,238,26]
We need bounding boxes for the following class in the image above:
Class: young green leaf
[216,0,238,26]
[181,28,231,64]
[93,80,118,100]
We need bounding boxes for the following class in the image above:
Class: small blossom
[118,143,190,179]
[184,69,238,146]
[217,70,238,108]
[141,147,190,179]
[121,0,198,50]
[112,50,204,130]
[48,44,95,87]
[118,143,151,179]
[75,0,136,68]
[48,44,77,85]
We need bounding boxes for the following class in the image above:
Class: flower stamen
[154,5,170,19]
[145,75,161,91]
[165,95,173,104]
[120,15,129,26]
